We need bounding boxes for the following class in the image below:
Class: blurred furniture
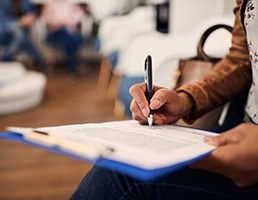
[97,5,155,95]
[114,15,234,117]
[96,0,234,113]
[0,62,46,115]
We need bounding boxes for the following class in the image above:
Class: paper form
[34,120,218,170]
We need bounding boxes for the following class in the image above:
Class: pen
[144,55,154,126]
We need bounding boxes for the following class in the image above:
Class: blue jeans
[71,165,258,200]
[0,22,44,65]
[46,28,83,74]
[0,22,23,60]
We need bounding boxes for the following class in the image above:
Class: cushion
[0,71,46,115]
[0,62,26,86]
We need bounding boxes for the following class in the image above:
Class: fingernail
[142,108,149,117]
[204,136,213,144]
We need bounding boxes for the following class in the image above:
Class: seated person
[70,0,258,199]
[41,0,86,76]
[0,0,46,72]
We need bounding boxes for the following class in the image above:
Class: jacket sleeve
[176,0,252,123]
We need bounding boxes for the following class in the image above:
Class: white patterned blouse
[244,0,258,123]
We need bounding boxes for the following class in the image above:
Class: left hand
[191,123,258,187]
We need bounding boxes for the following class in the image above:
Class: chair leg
[113,99,126,119]
[107,72,121,100]
[97,56,112,93]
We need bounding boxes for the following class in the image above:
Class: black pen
[144,55,154,126]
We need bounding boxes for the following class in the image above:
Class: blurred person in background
[42,0,86,77]
[0,0,46,72]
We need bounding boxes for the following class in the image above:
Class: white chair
[114,15,234,117]
[98,6,155,55]
[97,6,156,92]
[88,0,149,22]
[116,15,234,78]
[0,62,26,86]
[0,62,46,115]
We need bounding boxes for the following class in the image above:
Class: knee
[8,23,23,36]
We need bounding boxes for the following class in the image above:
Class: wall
[169,0,235,34]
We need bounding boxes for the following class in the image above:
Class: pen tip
[148,114,154,127]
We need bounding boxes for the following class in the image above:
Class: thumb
[150,89,177,110]
[204,129,244,147]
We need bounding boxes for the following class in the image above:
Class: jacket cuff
[176,83,209,123]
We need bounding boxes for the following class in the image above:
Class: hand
[19,14,35,27]
[129,83,193,125]
[191,123,258,187]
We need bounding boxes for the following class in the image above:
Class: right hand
[129,83,193,125]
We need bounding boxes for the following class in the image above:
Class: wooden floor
[0,64,127,200]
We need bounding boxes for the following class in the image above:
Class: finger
[150,89,177,110]
[131,99,148,123]
[191,145,240,175]
[129,83,149,117]
[153,113,168,125]
[132,113,148,125]
[233,171,258,187]
[190,156,214,169]
[153,111,179,125]
[204,126,244,146]
[130,99,147,121]
[190,153,231,177]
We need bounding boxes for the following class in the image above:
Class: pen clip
[144,55,153,92]
[144,58,148,84]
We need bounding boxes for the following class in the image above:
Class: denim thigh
[70,165,258,200]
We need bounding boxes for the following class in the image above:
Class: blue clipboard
[0,131,212,181]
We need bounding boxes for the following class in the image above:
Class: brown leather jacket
[177,0,252,123]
